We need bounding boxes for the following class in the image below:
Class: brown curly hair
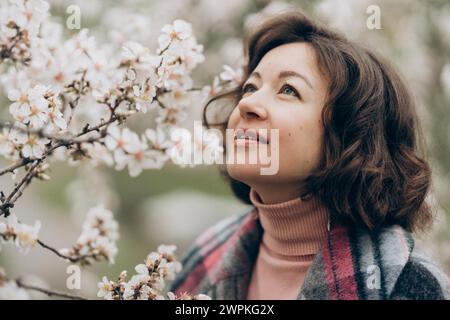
[203,10,434,233]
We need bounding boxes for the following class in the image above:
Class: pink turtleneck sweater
[246,188,330,300]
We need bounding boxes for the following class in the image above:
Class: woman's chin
[226,163,270,182]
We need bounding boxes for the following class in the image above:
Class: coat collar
[203,209,415,300]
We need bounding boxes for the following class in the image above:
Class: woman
[168,11,449,300]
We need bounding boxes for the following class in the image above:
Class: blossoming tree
[0,0,240,300]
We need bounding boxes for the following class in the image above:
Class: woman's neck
[249,183,309,204]
[249,187,329,256]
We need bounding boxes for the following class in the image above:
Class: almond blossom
[97,276,114,300]
[0,128,15,157]
[155,103,188,127]
[84,142,114,167]
[8,0,50,36]
[0,0,220,301]
[58,204,119,265]
[104,125,133,158]
[0,214,41,254]
[7,84,67,133]
[132,79,158,113]
[105,125,169,176]
[219,64,243,85]
[145,127,173,151]
[158,19,193,50]
[9,128,49,159]
[97,245,210,300]
[0,0,50,64]
[8,83,48,126]
[122,41,161,72]
[156,20,204,91]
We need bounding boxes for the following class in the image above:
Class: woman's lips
[234,128,269,144]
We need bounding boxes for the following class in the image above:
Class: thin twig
[0,120,106,148]
[187,87,204,92]
[0,114,118,177]
[155,96,167,109]
[36,239,96,264]
[15,279,88,300]
[0,158,33,176]
[0,160,40,216]
[0,120,67,141]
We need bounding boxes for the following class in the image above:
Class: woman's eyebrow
[249,70,314,90]
[278,70,313,89]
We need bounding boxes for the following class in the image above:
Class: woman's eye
[280,84,299,97]
[242,83,257,94]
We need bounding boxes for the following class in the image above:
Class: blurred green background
[1,0,449,299]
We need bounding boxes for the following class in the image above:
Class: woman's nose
[237,93,268,121]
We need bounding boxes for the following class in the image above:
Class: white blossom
[122,41,161,72]
[1,1,215,300]
[105,126,168,176]
[46,105,67,132]
[158,20,193,51]
[97,276,114,300]
[84,205,118,238]
[132,79,158,113]
[10,129,49,159]
[0,214,41,254]
[105,125,131,157]
[118,135,166,176]
[145,127,173,151]
[59,204,119,264]
[84,142,114,167]
[0,128,15,157]
[97,245,197,300]
[219,64,243,85]
[14,221,41,253]
[155,103,188,127]
[157,244,177,258]
[7,83,47,125]
[13,0,50,36]
[7,84,66,132]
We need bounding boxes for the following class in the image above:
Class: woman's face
[226,42,329,200]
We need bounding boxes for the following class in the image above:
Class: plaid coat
[168,208,450,300]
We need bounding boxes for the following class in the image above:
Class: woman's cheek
[278,129,298,170]
[285,125,315,176]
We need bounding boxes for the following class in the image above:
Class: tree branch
[15,279,88,300]
[0,115,119,217]
[0,158,33,176]
[0,120,108,148]
[37,239,97,264]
